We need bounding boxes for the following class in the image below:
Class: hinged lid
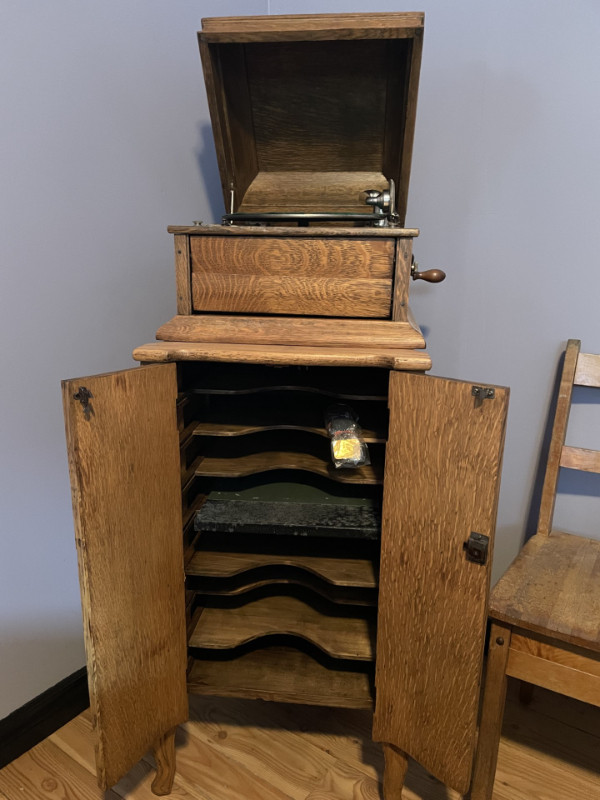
[199,13,424,226]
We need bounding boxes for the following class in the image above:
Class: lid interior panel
[208,36,416,216]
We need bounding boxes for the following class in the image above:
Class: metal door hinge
[463,532,489,565]
[472,385,495,408]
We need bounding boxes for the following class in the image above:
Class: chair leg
[151,727,177,796]
[470,622,511,800]
[382,743,409,799]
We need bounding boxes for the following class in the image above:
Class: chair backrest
[537,339,600,536]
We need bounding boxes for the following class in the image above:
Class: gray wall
[1,1,599,718]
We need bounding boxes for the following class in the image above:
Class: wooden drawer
[189,236,394,317]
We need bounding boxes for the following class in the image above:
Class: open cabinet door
[62,364,187,789]
[373,371,509,795]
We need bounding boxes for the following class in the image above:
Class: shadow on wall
[195,123,225,223]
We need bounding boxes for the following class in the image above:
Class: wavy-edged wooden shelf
[186,551,377,606]
[192,451,383,484]
[188,595,374,661]
[191,419,386,443]
[187,646,373,709]
[188,577,375,607]
[187,550,377,588]
[188,647,373,709]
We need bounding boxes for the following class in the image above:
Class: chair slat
[560,446,600,473]
[575,352,600,387]
[537,340,581,536]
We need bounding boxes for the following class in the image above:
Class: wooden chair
[470,339,600,800]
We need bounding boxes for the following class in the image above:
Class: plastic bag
[324,404,370,469]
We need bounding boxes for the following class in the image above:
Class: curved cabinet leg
[382,743,409,799]
[151,727,177,796]
[470,622,511,800]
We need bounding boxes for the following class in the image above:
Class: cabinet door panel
[373,372,508,794]
[62,364,187,789]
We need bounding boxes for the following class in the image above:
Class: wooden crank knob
[410,261,446,283]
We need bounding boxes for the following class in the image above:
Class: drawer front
[189,236,394,317]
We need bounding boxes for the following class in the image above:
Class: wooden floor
[1,682,598,799]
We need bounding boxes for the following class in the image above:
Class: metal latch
[463,532,489,565]
[73,386,93,420]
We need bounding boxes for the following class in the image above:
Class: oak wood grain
[193,450,383,484]
[574,351,600,386]
[506,648,600,706]
[190,234,394,277]
[560,445,600,473]
[245,37,386,174]
[187,646,373,708]
[132,341,432,371]
[191,272,392,317]
[190,418,386,443]
[391,237,412,321]
[382,744,409,800]
[240,171,388,213]
[188,235,395,317]
[174,235,192,315]
[392,26,423,224]
[490,532,600,652]
[509,631,600,676]
[189,595,374,661]
[537,339,581,536]
[187,550,377,588]
[156,315,425,350]
[200,12,425,37]
[197,13,422,223]
[470,623,512,800]
[474,342,600,799]
[62,365,188,790]
[373,372,509,795]
[169,224,419,238]
[150,729,176,796]
[187,574,376,608]
[201,28,422,44]
[209,42,258,209]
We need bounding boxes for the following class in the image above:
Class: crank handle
[411,260,446,283]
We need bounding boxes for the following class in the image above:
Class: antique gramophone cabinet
[62,13,508,799]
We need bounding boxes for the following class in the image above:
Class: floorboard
[0,682,598,799]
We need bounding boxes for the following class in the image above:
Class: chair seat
[490,532,600,653]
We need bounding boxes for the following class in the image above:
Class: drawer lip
[133,340,432,372]
[155,314,426,350]
[168,224,420,238]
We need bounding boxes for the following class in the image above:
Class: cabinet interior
[177,362,390,709]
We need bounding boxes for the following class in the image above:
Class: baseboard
[0,667,89,768]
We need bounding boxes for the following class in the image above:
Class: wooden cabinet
[63,357,508,796]
[61,12,509,797]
